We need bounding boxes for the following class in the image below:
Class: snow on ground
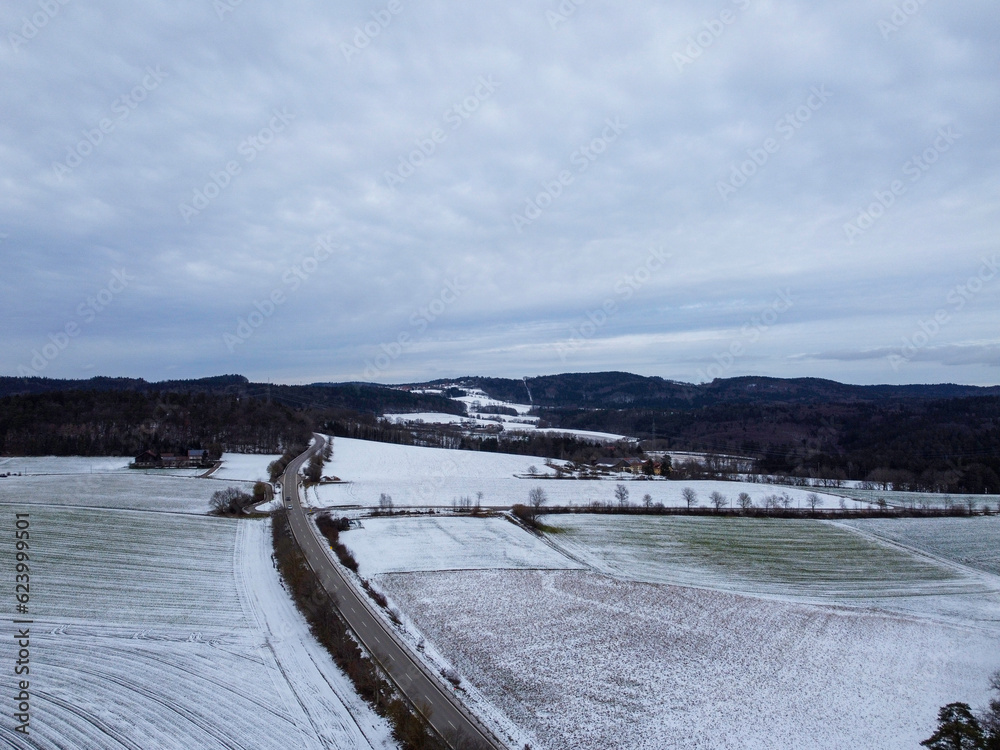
[0,504,396,750]
[310,474,851,511]
[308,437,560,508]
[379,568,1000,750]
[325,437,550,482]
[544,515,1000,630]
[830,487,1000,511]
[840,516,1000,577]
[0,472,243,514]
[383,412,469,426]
[451,389,534,415]
[0,456,132,474]
[531,427,631,442]
[386,384,634,442]
[212,452,282,482]
[308,439,851,511]
[0,455,212,477]
[383,412,630,443]
[342,516,584,576]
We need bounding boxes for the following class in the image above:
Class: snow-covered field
[342,516,584,576]
[0,454,213,477]
[0,456,132,474]
[383,411,631,443]
[841,516,1000,576]
[347,499,1000,749]
[309,436,558,508]
[546,515,975,599]
[308,437,850,512]
[211,452,282,482]
[380,568,999,750]
[386,385,633,442]
[452,388,534,415]
[544,515,1000,630]
[0,503,396,749]
[831,487,1000,511]
[0,472,240,514]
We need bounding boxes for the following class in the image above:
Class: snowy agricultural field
[309,474,851,511]
[831,487,1000,511]
[308,436,560,508]
[383,412,630,443]
[341,516,585,576]
[388,385,637,441]
[542,515,1000,629]
[379,567,1000,750]
[449,387,534,415]
[307,439,850,512]
[0,471,241,514]
[323,436,553,481]
[841,516,1000,576]
[383,412,471,426]
[0,455,210,478]
[0,455,132,474]
[211,452,282,482]
[0,504,396,750]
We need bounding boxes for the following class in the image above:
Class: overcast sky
[2,0,998,386]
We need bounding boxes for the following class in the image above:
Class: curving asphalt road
[281,435,505,750]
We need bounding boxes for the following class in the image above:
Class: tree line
[0,389,313,456]
[542,396,1000,494]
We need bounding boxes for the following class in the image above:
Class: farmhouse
[130,449,215,470]
[594,458,631,472]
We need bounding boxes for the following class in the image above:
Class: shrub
[209,486,255,515]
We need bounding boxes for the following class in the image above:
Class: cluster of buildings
[592,457,669,475]
[130,449,214,469]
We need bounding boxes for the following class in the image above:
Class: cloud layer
[2,0,998,385]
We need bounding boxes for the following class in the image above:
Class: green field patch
[548,515,985,601]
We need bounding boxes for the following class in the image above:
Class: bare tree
[379,492,394,512]
[615,484,630,508]
[643,493,653,508]
[528,486,548,523]
[709,491,727,511]
[527,465,538,476]
[210,486,254,515]
[737,491,753,510]
[681,487,697,509]
[807,492,821,512]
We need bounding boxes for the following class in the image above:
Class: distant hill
[0,375,463,458]
[415,372,1000,409]
[0,375,463,416]
[3,371,998,494]
[0,374,250,398]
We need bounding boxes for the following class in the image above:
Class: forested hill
[0,374,249,398]
[0,376,462,457]
[0,375,463,415]
[414,372,1000,495]
[429,372,1000,409]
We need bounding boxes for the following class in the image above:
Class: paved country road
[281,435,505,750]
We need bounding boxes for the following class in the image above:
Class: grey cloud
[1,0,998,385]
